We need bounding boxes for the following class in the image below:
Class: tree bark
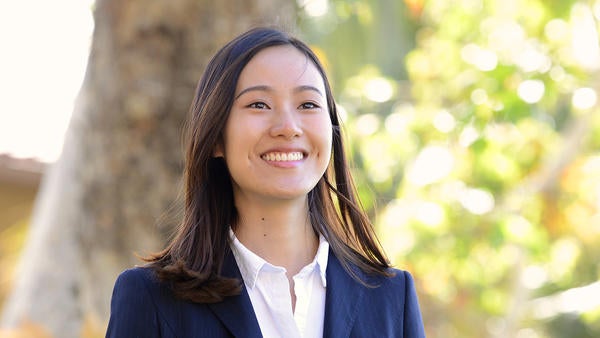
[1,1,294,337]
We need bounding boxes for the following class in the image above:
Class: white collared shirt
[229,229,329,338]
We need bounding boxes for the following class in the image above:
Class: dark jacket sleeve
[402,271,426,338]
[105,268,161,338]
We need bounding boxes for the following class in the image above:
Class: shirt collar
[314,234,330,287]
[229,228,329,289]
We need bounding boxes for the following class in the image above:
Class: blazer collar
[207,248,366,338]
[323,250,366,338]
[207,250,263,338]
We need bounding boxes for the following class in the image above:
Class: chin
[266,187,314,201]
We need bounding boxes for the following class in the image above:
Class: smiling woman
[220,45,332,203]
[106,27,425,338]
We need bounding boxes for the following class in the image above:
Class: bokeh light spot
[433,110,456,133]
[518,80,545,103]
[459,187,495,215]
[407,146,454,186]
[298,0,328,17]
[355,113,380,136]
[571,87,597,110]
[364,77,394,102]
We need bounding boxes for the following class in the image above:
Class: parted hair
[146,27,391,303]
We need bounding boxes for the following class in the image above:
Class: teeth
[262,152,304,161]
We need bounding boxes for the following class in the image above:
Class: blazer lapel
[208,251,262,338]
[323,251,366,338]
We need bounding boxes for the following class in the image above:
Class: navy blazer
[106,250,425,337]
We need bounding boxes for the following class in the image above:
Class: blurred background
[1,0,599,337]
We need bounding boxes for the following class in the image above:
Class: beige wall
[0,161,42,310]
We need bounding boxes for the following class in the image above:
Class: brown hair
[146,27,391,303]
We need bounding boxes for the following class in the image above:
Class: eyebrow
[234,85,323,100]
[295,85,323,96]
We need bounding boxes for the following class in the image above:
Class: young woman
[106,27,425,338]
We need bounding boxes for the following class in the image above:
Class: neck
[232,197,319,276]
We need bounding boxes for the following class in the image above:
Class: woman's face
[217,45,332,205]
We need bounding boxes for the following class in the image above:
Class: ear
[213,143,224,158]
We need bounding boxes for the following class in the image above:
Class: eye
[299,102,320,109]
[248,101,270,109]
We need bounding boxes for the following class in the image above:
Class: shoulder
[379,268,417,290]
[361,267,418,301]
[108,266,236,337]
[324,252,426,337]
[114,266,159,289]
[357,268,426,337]
[107,267,166,336]
[109,266,170,312]
[327,252,419,306]
[110,266,164,301]
[328,250,415,292]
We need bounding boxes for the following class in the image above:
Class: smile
[261,151,304,162]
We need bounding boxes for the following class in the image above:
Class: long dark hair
[147,27,391,303]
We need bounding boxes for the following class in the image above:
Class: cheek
[306,118,333,168]
[223,115,254,153]
[314,116,333,149]
[222,118,268,174]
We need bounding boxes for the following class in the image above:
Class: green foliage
[299,0,600,336]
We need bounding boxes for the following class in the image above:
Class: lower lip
[262,158,304,168]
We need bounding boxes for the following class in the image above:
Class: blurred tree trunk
[1,0,294,337]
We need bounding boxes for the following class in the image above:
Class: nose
[270,108,302,139]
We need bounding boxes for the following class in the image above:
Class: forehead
[236,45,326,91]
